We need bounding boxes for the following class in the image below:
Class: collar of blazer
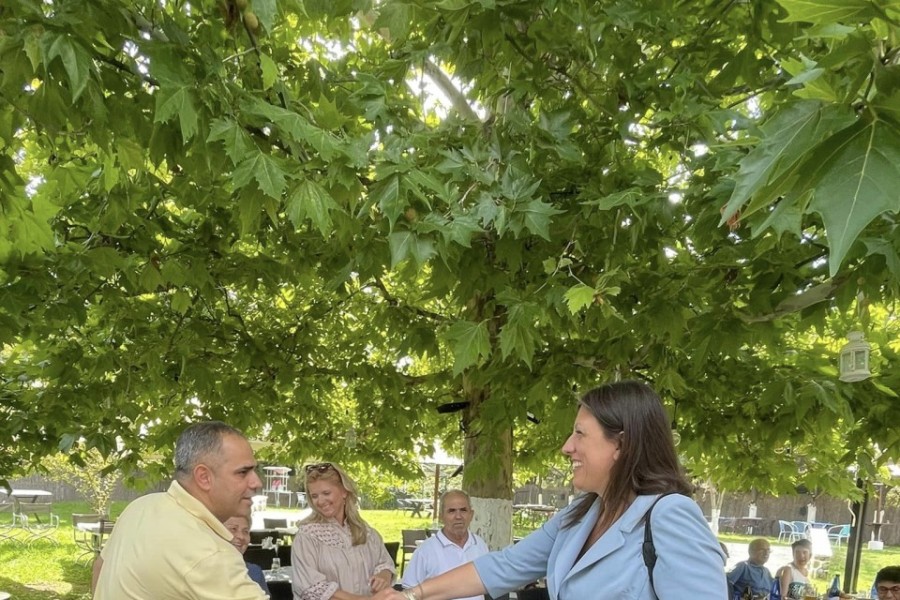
[559,494,669,582]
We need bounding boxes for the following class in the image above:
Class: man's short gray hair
[440,489,472,513]
[174,421,244,478]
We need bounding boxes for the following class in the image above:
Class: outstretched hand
[370,589,405,600]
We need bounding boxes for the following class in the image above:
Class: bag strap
[642,492,678,597]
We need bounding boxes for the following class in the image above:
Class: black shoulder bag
[641,492,678,597]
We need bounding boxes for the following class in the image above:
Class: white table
[2,489,53,502]
[264,568,293,583]
[3,489,54,524]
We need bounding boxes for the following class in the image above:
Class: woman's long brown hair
[563,380,690,531]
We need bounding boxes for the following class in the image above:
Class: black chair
[268,580,292,600]
[277,543,291,567]
[263,517,288,529]
[250,529,281,545]
[244,546,277,570]
[400,529,427,575]
[515,586,549,600]
[384,541,400,566]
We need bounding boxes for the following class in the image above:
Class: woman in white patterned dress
[291,462,395,600]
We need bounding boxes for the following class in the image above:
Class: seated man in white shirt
[401,489,489,600]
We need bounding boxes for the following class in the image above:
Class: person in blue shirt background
[226,514,271,596]
[726,539,773,599]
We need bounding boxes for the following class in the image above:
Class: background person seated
[776,538,812,600]
[874,566,900,599]
[726,538,772,599]
[401,490,489,600]
[225,513,271,596]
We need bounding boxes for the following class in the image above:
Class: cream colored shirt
[291,519,395,600]
[95,481,267,600]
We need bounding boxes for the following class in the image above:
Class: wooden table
[406,499,433,518]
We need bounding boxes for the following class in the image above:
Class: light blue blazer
[473,493,726,600]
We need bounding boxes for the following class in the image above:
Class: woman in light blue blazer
[375,380,727,600]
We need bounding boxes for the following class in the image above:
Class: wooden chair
[400,529,427,575]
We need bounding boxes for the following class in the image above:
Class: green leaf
[259,53,278,90]
[10,208,54,255]
[389,231,435,267]
[42,33,92,101]
[861,237,900,279]
[444,320,491,375]
[208,118,252,165]
[154,85,199,142]
[58,433,77,452]
[139,264,165,292]
[520,198,563,240]
[722,101,855,222]
[287,180,338,235]
[776,0,882,24]
[117,139,145,173]
[564,283,596,313]
[498,302,539,367]
[232,150,288,199]
[808,118,900,275]
[170,290,193,314]
[253,0,277,32]
[237,191,262,235]
[444,214,482,247]
[371,174,403,224]
[585,189,645,210]
[375,2,412,41]
[752,190,809,239]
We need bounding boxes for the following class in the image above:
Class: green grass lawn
[4,503,894,598]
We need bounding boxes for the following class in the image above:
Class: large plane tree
[1,0,898,545]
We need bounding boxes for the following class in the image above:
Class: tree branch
[422,59,482,122]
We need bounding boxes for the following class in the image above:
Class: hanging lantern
[839,331,871,382]
[344,426,357,449]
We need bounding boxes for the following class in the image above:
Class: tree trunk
[709,484,726,535]
[462,373,514,550]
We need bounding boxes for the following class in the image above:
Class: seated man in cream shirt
[92,421,269,599]
[401,490,489,600]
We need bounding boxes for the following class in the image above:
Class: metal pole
[843,478,869,593]
[432,464,441,523]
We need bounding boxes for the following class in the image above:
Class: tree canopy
[1,0,898,506]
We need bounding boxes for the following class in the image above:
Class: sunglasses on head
[304,462,334,474]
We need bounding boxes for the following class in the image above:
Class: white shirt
[401,529,489,600]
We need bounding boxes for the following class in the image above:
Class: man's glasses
[304,462,334,474]
[877,585,900,596]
